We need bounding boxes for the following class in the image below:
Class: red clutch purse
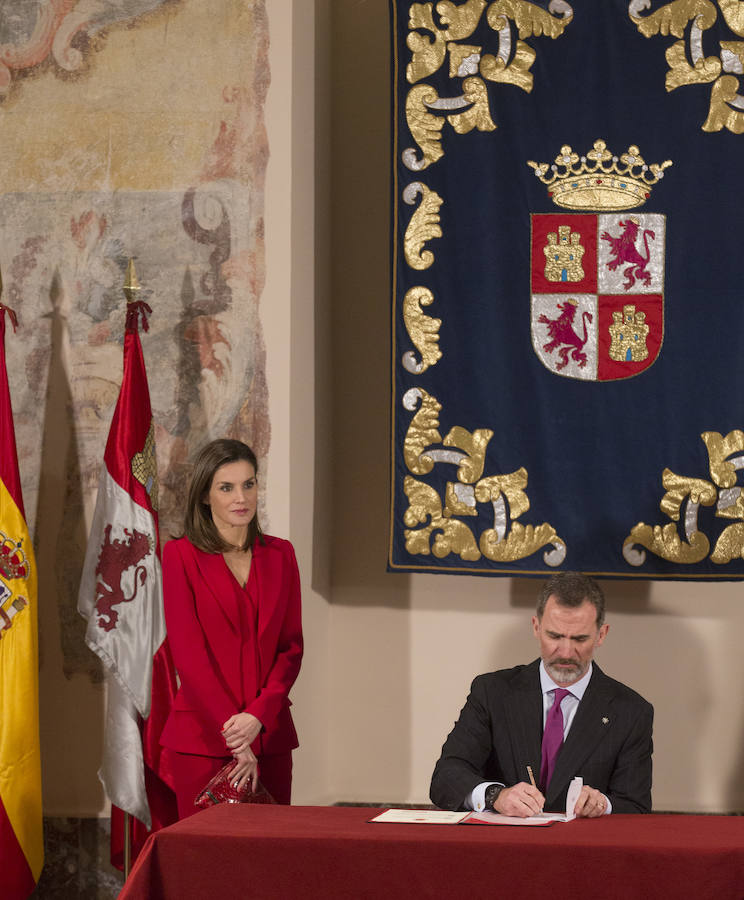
[194,762,276,809]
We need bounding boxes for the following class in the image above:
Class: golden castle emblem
[528,139,672,211]
[544,224,585,282]
[609,305,649,362]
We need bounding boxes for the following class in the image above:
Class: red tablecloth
[119,805,744,900]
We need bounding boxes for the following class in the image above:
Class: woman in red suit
[160,438,303,818]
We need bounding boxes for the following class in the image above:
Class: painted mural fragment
[0,0,177,97]
[0,0,270,679]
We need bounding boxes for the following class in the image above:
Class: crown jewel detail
[528,140,672,211]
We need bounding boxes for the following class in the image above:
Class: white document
[466,777,584,826]
[370,808,471,825]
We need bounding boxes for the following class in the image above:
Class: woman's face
[205,459,258,536]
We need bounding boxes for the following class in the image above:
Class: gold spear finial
[123,257,141,303]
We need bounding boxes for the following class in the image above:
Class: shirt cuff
[469,781,504,812]
[603,793,612,815]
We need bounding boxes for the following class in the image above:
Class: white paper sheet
[369,808,471,825]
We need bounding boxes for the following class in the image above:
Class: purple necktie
[539,688,570,792]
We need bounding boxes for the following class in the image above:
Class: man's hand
[222,712,262,755]
[493,782,545,817]
[572,785,608,818]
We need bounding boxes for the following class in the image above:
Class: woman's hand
[229,747,259,792]
[222,711,263,755]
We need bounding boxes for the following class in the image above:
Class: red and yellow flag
[0,303,43,897]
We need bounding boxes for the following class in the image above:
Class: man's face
[532,595,609,686]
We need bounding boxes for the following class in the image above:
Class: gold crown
[527,140,672,211]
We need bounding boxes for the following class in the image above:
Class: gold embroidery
[402,393,565,563]
[132,422,159,511]
[404,476,482,560]
[704,430,744,560]
[405,85,446,171]
[480,40,537,91]
[407,0,487,83]
[658,470,718,520]
[624,430,744,565]
[475,469,564,562]
[437,0,489,39]
[719,0,744,36]
[487,0,573,40]
[720,39,744,72]
[703,75,744,133]
[630,1,744,134]
[447,77,497,133]
[701,430,744,490]
[443,481,478,517]
[404,183,443,270]
[664,40,721,90]
[403,388,442,475]
[448,42,482,78]
[630,0,717,38]
[624,522,711,564]
[482,521,565,563]
[608,306,649,363]
[407,26,448,84]
[403,1,573,168]
[443,425,493,482]
[528,140,672,211]
[623,467,716,564]
[476,470,530,519]
[711,523,744,562]
[402,287,442,374]
[543,224,585,282]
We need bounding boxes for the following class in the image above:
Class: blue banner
[390,1,744,579]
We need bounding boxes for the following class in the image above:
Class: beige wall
[264,0,333,806]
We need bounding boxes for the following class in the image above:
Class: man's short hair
[536,571,606,627]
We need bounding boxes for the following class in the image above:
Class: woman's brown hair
[184,439,264,553]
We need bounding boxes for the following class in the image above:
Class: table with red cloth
[118,804,744,900]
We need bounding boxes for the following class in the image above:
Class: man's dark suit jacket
[430,659,653,814]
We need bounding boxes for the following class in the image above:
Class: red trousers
[169,750,293,820]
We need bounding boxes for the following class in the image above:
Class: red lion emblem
[94,524,152,632]
[538,300,593,370]
[601,218,655,290]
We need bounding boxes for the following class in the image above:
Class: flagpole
[123,815,131,878]
[121,257,140,882]
[123,256,141,302]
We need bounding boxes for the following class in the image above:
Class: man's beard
[545,658,588,684]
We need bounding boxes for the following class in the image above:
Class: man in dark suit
[430,572,653,817]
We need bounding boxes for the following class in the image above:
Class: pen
[527,765,544,813]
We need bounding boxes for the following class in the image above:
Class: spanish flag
[0,302,43,897]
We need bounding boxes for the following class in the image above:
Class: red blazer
[160,535,303,758]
